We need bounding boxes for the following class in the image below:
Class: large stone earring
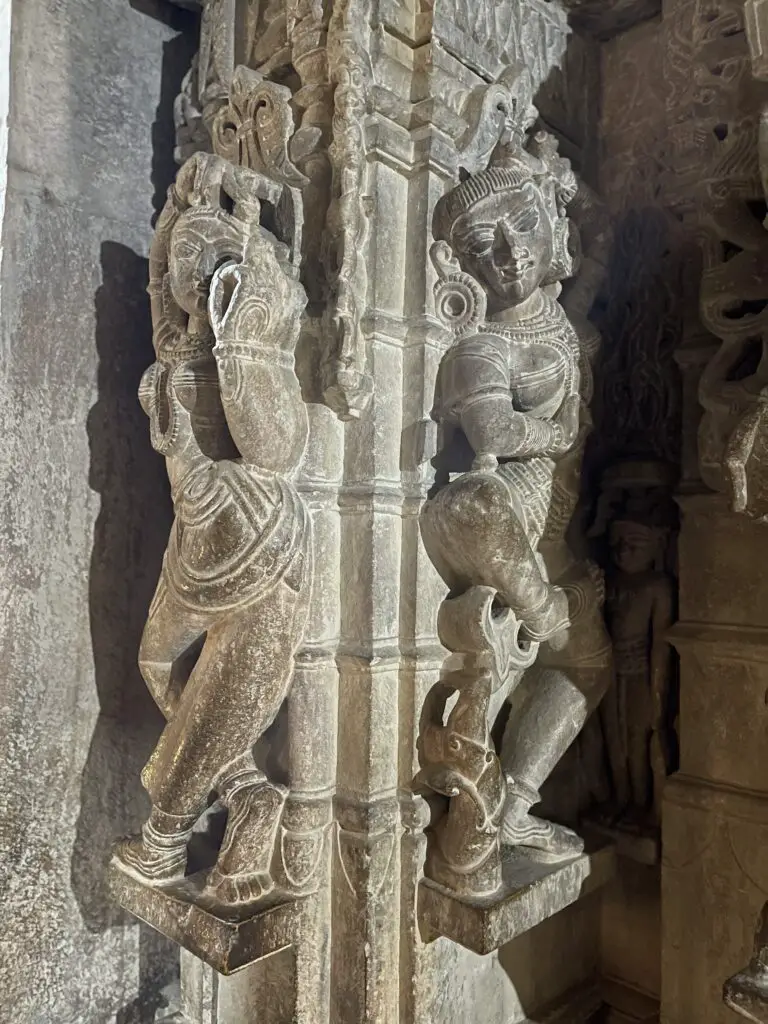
[430,240,487,337]
[543,219,576,285]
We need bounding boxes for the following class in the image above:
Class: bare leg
[113,582,212,884]
[139,578,209,719]
[121,579,307,894]
[600,672,630,813]
[626,675,654,812]
[629,725,653,813]
[501,663,612,861]
[143,579,304,814]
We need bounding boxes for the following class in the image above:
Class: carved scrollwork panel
[321,0,374,419]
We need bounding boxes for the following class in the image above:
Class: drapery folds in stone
[111,2,620,1021]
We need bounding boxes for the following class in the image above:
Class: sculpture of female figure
[114,151,312,906]
[420,124,612,881]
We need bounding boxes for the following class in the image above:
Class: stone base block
[109,860,306,975]
[418,842,616,955]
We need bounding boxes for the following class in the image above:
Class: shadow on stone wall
[72,5,199,1021]
[75,239,176,1020]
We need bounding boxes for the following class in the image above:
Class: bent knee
[428,472,517,533]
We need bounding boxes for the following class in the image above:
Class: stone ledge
[668,621,768,664]
[109,860,306,975]
[583,819,660,866]
[601,977,660,1023]
[418,842,616,955]
[524,980,603,1022]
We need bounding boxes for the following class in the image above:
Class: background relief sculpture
[697,0,768,521]
[112,149,312,909]
[416,77,612,900]
[589,459,677,828]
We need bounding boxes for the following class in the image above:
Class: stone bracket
[417,842,616,955]
[110,862,307,975]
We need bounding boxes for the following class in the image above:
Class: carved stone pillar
[110,3,619,1022]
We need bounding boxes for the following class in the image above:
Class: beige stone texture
[8,0,768,1021]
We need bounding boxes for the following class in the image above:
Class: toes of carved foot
[501,813,584,863]
[204,868,273,906]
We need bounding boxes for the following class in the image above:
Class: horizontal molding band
[668,621,768,663]
[664,772,768,822]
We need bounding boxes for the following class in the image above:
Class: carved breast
[488,295,580,420]
[508,341,570,417]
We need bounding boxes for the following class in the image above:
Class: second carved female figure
[419,105,612,889]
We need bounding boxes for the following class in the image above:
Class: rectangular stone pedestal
[418,844,616,955]
[109,862,306,975]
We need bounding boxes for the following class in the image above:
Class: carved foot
[205,865,273,905]
[113,836,188,886]
[113,808,197,885]
[203,782,287,906]
[501,807,584,864]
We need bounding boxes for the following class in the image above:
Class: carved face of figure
[168,212,246,317]
[610,523,658,574]
[452,183,554,310]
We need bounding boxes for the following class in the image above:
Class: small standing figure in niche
[605,515,675,823]
[590,459,678,826]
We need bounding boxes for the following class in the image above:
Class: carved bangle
[515,416,555,457]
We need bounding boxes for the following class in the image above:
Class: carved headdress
[148,151,303,365]
[433,102,579,284]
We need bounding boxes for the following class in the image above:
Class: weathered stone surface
[0,1,198,1021]
[17,0,763,1020]
[419,842,615,955]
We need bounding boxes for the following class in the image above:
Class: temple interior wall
[1,1,767,1023]
[0,1,197,1020]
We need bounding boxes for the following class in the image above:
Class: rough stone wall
[599,5,768,1023]
[0,2,197,1021]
